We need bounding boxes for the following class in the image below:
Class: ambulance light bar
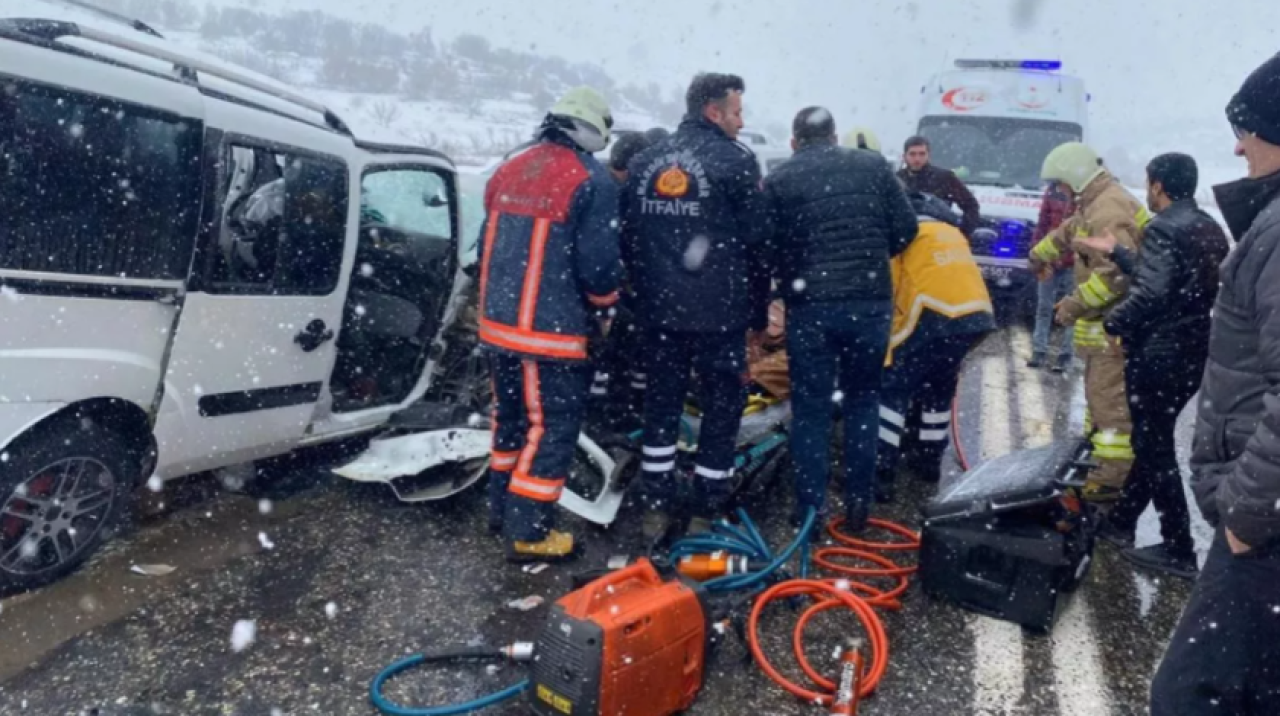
[954,59,1062,71]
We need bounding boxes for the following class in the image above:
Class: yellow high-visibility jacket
[888,218,995,363]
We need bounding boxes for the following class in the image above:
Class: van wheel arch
[14,398,157,484]
[0,399,151,593]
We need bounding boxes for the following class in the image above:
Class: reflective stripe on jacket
[478,140,620,361]
[887,218,995,362]
[1029,172,1150,353]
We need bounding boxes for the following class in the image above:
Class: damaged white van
[0,13,464,590]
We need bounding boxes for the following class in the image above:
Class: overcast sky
[199,0,1279,183]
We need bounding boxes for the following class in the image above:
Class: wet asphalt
[0,325,1202,716]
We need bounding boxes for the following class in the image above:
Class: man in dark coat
[621,73,772,531]
[1076,153,1229,579]
[1149,52,1280,715]
[763,107,917,531]
[897,135,982,237]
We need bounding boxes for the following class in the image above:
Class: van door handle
[295,319,335,352]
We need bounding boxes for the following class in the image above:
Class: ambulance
[913,60,1089,305]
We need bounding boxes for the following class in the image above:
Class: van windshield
[917,116,1082,190]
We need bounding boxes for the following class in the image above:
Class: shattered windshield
[918,115,1082,189]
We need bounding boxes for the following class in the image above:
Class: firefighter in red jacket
[479,87,621,562]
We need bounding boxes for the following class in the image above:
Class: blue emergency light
[954,59,1063,71]
[993,221,1028,256]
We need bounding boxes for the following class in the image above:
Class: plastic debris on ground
[129,564,177,577]
[507,595,545,611]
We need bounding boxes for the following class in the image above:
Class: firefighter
[875,193,996,502]
[1029,142,1150,502]
[622,72,772,534]
[479,87,621,562]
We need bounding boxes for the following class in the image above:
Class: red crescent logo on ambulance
[1018,85,1050,109]
[942,87,988,112]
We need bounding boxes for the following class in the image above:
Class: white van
[913,60,1089,298]
[0,12,463,590]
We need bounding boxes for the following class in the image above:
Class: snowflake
[230,620,257,652]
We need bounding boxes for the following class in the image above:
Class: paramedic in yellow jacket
[874,192,995,501]
[1029,142,1151,501]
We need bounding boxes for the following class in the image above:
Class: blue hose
[369,652,529,716]
[669,507,816,594]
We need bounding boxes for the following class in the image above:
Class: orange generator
[529,558,710,716]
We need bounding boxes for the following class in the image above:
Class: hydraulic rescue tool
[370,508,921,715]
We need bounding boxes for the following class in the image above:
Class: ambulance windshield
[917,116,1083,190]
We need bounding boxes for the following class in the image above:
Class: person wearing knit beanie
[1150,50,1280,715]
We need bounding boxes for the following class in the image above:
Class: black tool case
[919,440,1096,633]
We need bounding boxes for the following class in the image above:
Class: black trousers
[639,329,747,515]
[1108,348,1202,556]
[1151,531,1280,714]
[876,332,978,485]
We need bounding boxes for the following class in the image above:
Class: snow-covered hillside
[11,0,670,165]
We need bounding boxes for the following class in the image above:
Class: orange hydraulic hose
[748,580,889,705]
[746,518,921,708]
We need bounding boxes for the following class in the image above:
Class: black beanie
[1228,51,1280,146]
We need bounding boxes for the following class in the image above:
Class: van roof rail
[53,0,165,39]
[0,18,352,136]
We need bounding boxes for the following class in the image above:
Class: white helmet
[841,127,881,153]
[1041,142,1105,193]
[548,86,613,153]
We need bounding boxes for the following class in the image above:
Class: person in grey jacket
[1150,51,1280,715]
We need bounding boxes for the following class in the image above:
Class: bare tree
[369,100,402,129]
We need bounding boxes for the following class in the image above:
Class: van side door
[152,129,352,477]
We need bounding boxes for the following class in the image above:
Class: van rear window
[0,79,202,280]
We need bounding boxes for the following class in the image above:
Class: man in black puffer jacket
[1148,52,1280,715]
[622,73,772,529]
[1076,153,1229,579]
[763,106,917,531]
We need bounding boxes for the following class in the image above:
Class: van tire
[0,416,139,594]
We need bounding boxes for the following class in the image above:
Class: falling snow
[683,235,711,271]
[230,620,257,652]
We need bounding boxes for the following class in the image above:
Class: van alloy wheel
[0,458,118,577]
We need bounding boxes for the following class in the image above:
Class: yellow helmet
[1040,141,1104,193]
[842,127,881,152]
[550,86,613,152]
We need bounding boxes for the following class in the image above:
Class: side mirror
[425,194,448,208]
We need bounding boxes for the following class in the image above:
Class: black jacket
[764,145,917,305]
[1191,170,1280,549]
[1103,199,1229,357]
[621,118,772,333]
[896,163,982,237]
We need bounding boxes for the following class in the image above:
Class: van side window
[0,79,201,280]
[209,143,348,296]
[361,168,453,240]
